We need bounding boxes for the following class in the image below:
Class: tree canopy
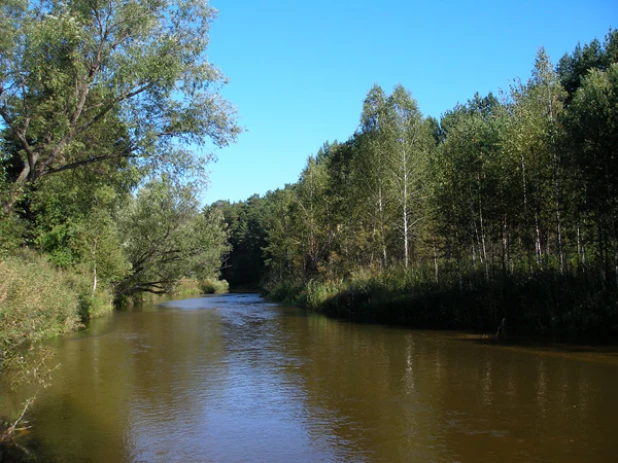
[0,0,240,211]
[1,0,237,305]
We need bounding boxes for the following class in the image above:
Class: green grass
[266,266,618,337]
[1,251,85,444]
[0,252,82,352]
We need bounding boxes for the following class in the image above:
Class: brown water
[6,294,618,462]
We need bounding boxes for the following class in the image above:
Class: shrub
[0,252,81,352]
[263,280,305,304]
[0,251,86,443]
[199,278,230,295]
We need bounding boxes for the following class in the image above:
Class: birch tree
[356,84,394,268]
[388,85,432,268]
[530,48,568,273]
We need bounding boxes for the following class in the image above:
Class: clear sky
[201,0,617,204]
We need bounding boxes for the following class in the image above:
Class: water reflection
[8,294,618,463]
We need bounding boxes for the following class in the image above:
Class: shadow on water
[453,333,618,366]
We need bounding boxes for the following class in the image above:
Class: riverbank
[265,268,618,339]
[0,251,115,450]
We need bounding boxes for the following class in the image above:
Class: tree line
[218,30,618,335]
[1,0,236,444]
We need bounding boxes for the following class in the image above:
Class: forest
[218,30,618,337]
[0,0,617,448]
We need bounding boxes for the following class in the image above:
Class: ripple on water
[8,293,618,463]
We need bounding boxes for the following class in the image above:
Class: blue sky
[202,0,617,204]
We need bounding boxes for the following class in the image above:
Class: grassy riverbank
[0,251,115,447]
[265,268,618,338]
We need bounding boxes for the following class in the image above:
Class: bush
[61,265,114,319]
[305,279,343,309]
[0,251,87,443]
[0,252,81,352]
[263,280,305,304]
[199,278,229,295]
[83,291,115,319]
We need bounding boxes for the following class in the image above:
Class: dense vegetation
[0,0,236,446]
[219,31,618,337]
[0,0,616,452]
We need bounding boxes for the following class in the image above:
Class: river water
[7,294,618,462]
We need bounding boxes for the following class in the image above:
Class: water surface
[9,294,618,462]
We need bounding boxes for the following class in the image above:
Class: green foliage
[267,266,618,335]
[263,280,305,305]
[0,0,239,210]
[0,1,236,449]
[21,170,132,305]
[567,64,618,216]
[199,278,230,295]
[558,28,618,102]
[231,32,618,336]
[0,213,25,256]
[117,178,230,296]
[217,195,270,288]
[60,264,115,319]
[170,279,203,298]
[0,251,80,353]
[0,251,96,445]
[261,185,300,286]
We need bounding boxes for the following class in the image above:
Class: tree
[531,48,568,273]
[355,84,394,268]
[323,139,363,277]
[387,85,432,268]
[432,94,506,280]
[294,154,332,281]
[566,64,618,282]
[218,195,270,288]
[262,185,299,288]
[557,28,618,103]
[118,178,229,296]
[0,0,239,211]
[72,188,130,298]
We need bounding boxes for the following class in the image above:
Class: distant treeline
[217,30,618,336]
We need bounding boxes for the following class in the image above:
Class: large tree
[355,84,394,268]
[0,0,239,211]
[118,178,229,296]
[387,85,432,269]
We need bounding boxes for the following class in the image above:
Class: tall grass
[0,253,81,352]
[266,265,618,337]
[0,251,114,445]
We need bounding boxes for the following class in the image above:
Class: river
[6,294,618,462]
